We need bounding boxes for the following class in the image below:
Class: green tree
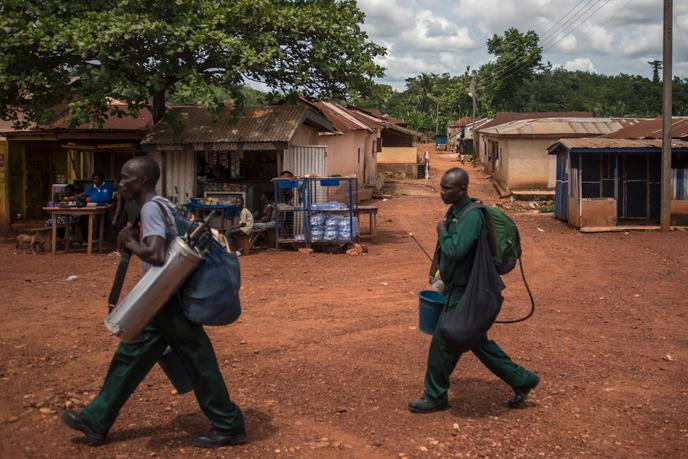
[479,28,542,112]
[648,60,662,83]
[0,0,385,127]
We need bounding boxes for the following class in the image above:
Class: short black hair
[443,167,469,186]
[92,171,105,181]
[280,170,294,177]
[126,156,161,187]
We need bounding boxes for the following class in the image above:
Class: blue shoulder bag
[155,201,242,325]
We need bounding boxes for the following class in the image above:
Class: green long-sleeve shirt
[438,197,484,303]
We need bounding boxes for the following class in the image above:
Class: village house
[477,116,639,194]
[348,108,426,178]
[0,101,152,230]
[140,104,334,212]
[447,117,471,153]
[307,101,381,199]
[548,117,688,230]
[474,112,594,173]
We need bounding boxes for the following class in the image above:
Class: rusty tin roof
[142,104,334,146]
[548,137,688,154]
[311,101,373,134]
[480,117,641,137]
[602,117,688,139]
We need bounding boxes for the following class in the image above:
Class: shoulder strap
[455,200,484,226]
[152,199,176,232]
[429,201,482,280]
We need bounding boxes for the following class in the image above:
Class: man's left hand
[436,219,446,233]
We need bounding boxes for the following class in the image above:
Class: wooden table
[356,205,378,240]
[43,205,111,255]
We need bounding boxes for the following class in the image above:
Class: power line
[478,0,605,88]
[479,0,616,89]
[480,0,610,88]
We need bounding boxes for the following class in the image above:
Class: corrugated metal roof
[602,117,688,139]
[480,117,640,137]
[355,107,405,125]
[476,111,593,132]
[312,101,372,134]
[142,104,334,145]
[346,109,385,130]
[549,137,688,153]
[0,102,153,135]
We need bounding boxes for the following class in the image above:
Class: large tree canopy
[0,0,385,126]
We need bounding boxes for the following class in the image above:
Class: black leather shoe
[408,397,449,413]
[61,410,106,446]
[508,375,540,409]
[194,426,247,448]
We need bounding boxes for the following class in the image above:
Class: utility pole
[469,75,477,162]
[660,0,673,231]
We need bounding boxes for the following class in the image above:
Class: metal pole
[660,0,673,231]
[470,75,477,163]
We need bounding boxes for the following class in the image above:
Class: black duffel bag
[439,227,505,353]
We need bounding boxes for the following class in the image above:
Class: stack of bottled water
[311,201,348,211]
[309,213,358,242]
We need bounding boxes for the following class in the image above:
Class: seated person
[81,171,115,242]
[84,171,114,204]
[224,196,253,253]
[253,191,276,230]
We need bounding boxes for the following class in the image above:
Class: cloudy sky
[357,0,688,89]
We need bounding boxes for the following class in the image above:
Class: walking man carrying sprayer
[61,157,246,448]
[409,167,540,413]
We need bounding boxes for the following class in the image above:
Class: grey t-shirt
[140,196,176,272]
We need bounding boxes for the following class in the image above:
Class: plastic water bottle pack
[309,214,358,242]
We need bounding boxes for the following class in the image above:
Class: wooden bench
[356,205,378,240]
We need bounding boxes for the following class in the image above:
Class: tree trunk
[152,90,166,124]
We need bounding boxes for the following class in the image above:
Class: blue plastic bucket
[418,290,447,335]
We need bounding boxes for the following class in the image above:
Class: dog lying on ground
[16,232,48,254]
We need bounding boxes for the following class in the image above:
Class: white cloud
[579,24,615,55]
[564,58,597,73]
[555,34,578,53]
[357,0,688,88]
[358,0,415,39]
[620,24,662,57]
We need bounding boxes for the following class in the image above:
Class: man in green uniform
[409,167,539,413]
[61,157,246,448]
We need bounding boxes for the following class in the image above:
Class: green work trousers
[82,298,244,434]
[423,297,537,402]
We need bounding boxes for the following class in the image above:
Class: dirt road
[1,146,687,458]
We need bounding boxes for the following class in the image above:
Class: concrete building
[477,117,639,193]
[309,101,381,197]
[475,112,593,172]
[549,136,688,230]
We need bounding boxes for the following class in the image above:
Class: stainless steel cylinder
[105,237,203,342]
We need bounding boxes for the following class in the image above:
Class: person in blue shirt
[84,171,114,204]
[80,171,115,242]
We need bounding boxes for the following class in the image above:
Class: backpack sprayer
[105,210,216,342]
[408,231,535,324]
